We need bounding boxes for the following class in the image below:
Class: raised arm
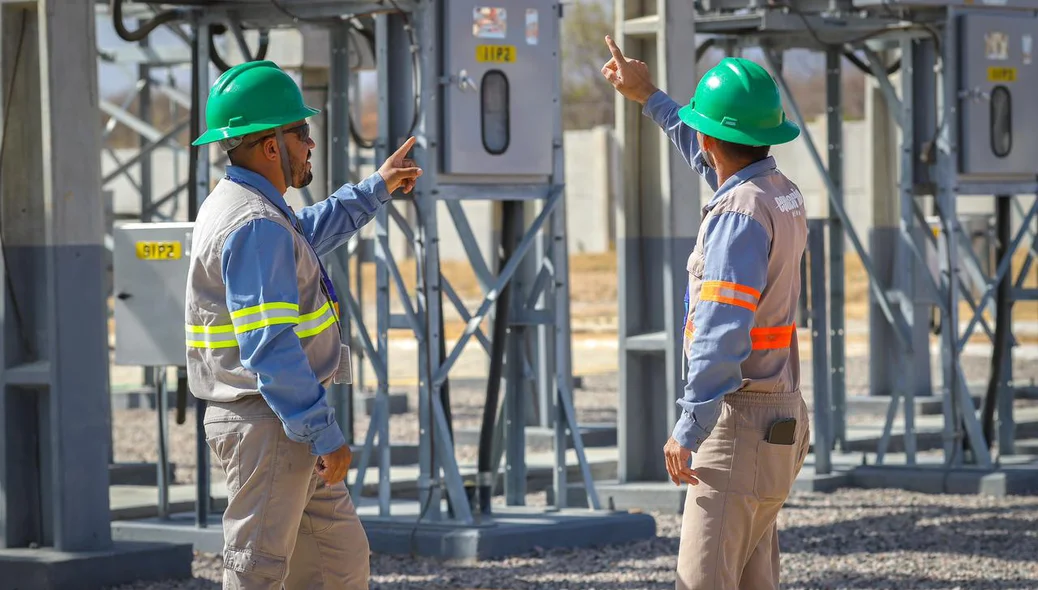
[600,36,717,189]
[294,136,423,258]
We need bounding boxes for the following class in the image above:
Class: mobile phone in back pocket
[766,418,797,445]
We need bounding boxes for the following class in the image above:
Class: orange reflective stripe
[750,324,795,350]
[700,281,760,312]
[684,323,795,351]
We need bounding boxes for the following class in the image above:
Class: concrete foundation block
[0,541,193,590]
[848,464,1038,497]
[113,506,658,562]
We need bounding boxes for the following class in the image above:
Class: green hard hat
[677,57,800,147]
[191,60,320,146]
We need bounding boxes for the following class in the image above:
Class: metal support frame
[617,0,1038,489]
[613,0,701,485]
[94,0,603,531]
[0,1,190,585]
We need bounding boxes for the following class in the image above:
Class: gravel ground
[108,353,1038,588]
[107,488,1038,589]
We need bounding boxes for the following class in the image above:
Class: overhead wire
[0,10,35,359]
[208,24,271,73]
[110,0,185,42]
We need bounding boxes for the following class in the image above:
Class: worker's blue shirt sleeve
[221,218,346,456]
[672,211,771,451]
[294,172,391,258]
[642,90,719,191]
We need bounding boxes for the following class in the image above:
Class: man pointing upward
[603,37,812,590]
[185,60,421,589]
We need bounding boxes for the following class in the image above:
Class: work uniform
[185,164,389,589]
[644,89,811,590]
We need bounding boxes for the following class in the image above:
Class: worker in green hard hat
[185,60,420,589]
[603,37,810,590]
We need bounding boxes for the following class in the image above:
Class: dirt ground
[348,248,1038,341]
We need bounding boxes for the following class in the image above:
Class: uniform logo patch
[774,189,804,217]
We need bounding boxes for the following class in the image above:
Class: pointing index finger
[392,136,417,159]
[605,35,626,64]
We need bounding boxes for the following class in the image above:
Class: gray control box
[441,1,557,176]
[958,11,1038,175]
[113,222,194,367]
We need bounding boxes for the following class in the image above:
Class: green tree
[561,0,615,130]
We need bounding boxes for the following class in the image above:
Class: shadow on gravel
[780,507,1038,561]
[371,538,677,590]
[786,573,1038,590]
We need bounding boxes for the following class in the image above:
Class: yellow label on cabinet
[988,66,1017,82]
[135,241,182,261]
[475,44,516,63]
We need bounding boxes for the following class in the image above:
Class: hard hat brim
[191,105,320,146]
[678,103,800,147]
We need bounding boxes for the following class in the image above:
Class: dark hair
[713,138,770,164]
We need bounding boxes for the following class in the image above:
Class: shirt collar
[703,156,777,214]
[224,165,293,219]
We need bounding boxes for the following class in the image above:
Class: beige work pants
[204,395,370,590]
[675,390,810,590]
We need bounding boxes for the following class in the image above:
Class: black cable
[982,199,1011,449]
[111,0,183,42]
[478,201,519,515]
[0,11,35,359]
[208,25,270,73]
[843,50,901,76]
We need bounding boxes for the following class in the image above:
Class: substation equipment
[0,0,654,587]
[610,0,1038,508]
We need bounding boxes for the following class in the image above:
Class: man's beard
[292,151,314,188]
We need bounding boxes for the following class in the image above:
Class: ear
[262,137,280,162]
[699,132,715,153]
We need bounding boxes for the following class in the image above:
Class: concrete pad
[112,502,658,562]
[551,481,688,514]
[0,541,193,590]
[363,505,657,561]
[792,465,854,493]
[848,464,1038,497]
[452,423,617,449]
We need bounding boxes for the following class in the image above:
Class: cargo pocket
[223,545,287,581]
[753,439,798,503]
[206,431,243,499]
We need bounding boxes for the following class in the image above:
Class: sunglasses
[246,122,311,148]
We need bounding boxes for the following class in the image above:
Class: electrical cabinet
[958,11,1038,176]
[113,222,194,367]
[441,1,558,176]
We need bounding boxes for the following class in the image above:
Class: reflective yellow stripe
[229,301,299,319]
[185,323,238,348]
[295,302,337,339]
[229,301,301,335]
[185,301,336,348]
